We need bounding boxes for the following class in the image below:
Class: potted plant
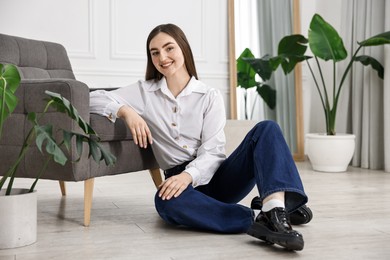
[236,48,276,119]
[0,63,116,249]
[251,13,390,172]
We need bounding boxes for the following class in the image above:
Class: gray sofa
[0,33,162,226]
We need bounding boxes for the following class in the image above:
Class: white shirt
[89,77,226,187]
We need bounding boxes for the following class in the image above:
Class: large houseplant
[245,14,390,171]
[0,63,116,248]
[237,48,276,119]
[269,14,390,135]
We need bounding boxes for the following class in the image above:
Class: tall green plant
[0,64,116,195]
[267,14,390,135]
[237,48,276,119]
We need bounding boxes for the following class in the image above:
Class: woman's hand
[158,172,192,200]
[117,105,153,148]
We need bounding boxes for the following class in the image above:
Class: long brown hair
[145,24,198,81]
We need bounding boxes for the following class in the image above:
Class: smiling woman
[228,0,304,161]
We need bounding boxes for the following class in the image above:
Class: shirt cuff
[184,166,201,187]
[104,102,123,122]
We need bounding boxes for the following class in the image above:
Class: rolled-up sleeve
[90,90,124,122]
[185,89,226,187]
[89,81,146,122]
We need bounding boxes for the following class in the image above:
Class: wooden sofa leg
[59,181,66,196]
[149,168,163,189]
[84,178,95,227]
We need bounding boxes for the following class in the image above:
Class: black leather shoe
[289,205,313,225]
[247,207,304,251]
[250,196,313,225]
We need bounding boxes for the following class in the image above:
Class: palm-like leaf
[358,31,390,46]
[309,14,347,62]
[354,55,384,79]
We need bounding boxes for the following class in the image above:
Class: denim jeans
[155,120,308,233]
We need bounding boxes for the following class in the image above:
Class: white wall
[0,0,231,117]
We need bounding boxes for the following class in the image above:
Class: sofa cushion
[90,114,133,141]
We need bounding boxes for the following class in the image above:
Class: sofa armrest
[20,79,90,120]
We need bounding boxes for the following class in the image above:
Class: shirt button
[108,113,113,120]
[171,123,177,127]
[183,145,188,149]
[173,107,178,113]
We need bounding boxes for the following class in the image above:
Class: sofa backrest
[0,33,75,80]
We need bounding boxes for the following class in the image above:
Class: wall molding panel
[68,0,97,59]
[0,0,230,116]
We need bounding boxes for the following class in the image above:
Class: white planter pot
[306,133,356,172]
[0,188,37,249]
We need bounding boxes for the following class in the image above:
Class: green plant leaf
[237,48,258,89]
[309,14,347,61]
[27,112,37,123]
[278,34,308,56]
[242,55,273,81]
[34,125,68,165]
[4,90,18,113]
[358,31,390,46]
[354,55,384,79]
[76,134,84,158]
[45,90,96,135]
[256,84,276,110]
[269,35,310,74]
[94,141,116,166]
[88,139,101,162]
[0,64,21,136]
[62,130,72,151]
[1,64,21,93]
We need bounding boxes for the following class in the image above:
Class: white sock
[253,209,261,219]
[262,199,285,212]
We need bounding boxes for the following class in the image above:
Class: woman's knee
[256,120,279,130]
[254,120,282,135]
[154,190,186,225]
[154,190,183,215]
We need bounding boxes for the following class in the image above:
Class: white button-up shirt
[89,77,226,187]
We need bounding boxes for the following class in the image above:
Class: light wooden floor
[1,161,390,260]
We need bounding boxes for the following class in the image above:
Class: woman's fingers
[131,122,152,148]
[118,106,153,148]
[159,179,181,200]
[158,173,192,200]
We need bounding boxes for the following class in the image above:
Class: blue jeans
[155,120,308,233]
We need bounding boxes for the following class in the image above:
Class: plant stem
[335,46,362,106]
[244,89,248,120]
[250,94,258,120]
[3,127,36,195]
[29,156,51,192]
[305,60,329,130]
[315,57,332,134]
[328,46,362,135]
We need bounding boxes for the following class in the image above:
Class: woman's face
[149,32,188,79]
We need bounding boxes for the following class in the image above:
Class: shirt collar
[145,76,208,98]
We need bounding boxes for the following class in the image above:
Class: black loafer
[289,205,313,225]
[250,196,313,225]
[247,207,304,251]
